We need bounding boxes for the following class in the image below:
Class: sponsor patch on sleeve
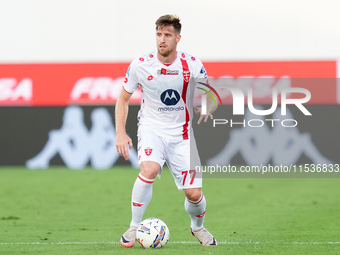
[200,66,208,78]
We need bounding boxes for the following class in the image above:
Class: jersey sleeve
[194,58,208,80]
[122,58,139,94]
[193,58,210,96]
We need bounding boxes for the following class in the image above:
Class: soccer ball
[136,218,170,248]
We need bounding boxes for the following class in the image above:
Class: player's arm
[193,60,217,124]
[115,89,133,160]
[194,94,217,124]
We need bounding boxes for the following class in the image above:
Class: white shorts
[137,126,202,190]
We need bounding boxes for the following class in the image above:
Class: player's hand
[116,133,133,161]
[194,105,213,124]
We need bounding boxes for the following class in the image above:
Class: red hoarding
[0,61,337,106]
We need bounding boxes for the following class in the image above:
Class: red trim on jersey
[132,202,143,207]
[138,175,154,184]
[122,86,133,94]
[187,193,204,204]
[163,63,171,67]
[195,210,206,218]
[180,58,190,140]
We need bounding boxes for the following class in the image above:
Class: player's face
[156,26,181,58]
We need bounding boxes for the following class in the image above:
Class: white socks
[184,193,206,231]
[130,173,154,227]
[130,173,206,232]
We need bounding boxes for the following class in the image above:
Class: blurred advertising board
[1,61,339,169]
[0,105,339,170]
[0,61,338,106]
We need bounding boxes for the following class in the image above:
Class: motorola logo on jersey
[160,89,180,106]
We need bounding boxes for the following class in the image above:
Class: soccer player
[115,14,218,247]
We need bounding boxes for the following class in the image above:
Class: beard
[158,46,173,57]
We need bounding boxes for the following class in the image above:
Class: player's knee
[185,189,202,202]
[140,162,159,179]
[141,168,158,179]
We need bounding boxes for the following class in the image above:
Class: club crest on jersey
[157,68,179,76]
[183,70,191,82]
[145,148,153,156]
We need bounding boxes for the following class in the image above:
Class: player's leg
[166,136,217,246]
[183,187,205,231]
[120,127,165,248]
[120,161,159,248]
[183,187,216,246]
[130,161,159,226]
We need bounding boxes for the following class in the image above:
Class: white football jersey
[123,50,208,140]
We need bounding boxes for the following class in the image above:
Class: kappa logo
[183,70,191,82]
[145,148,153,156]
[207,107,331,166]
[26,106,140,170]
[160,89,180,106]
[157,68,179,76]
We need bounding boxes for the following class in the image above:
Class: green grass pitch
[0,166,340,254]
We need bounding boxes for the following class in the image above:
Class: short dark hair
[155,14,181,34]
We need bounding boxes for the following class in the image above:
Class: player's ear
[176,34,181,43]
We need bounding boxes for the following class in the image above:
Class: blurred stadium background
[1,0,340,254]
[0,0,339,169]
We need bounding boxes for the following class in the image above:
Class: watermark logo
[196,81,222,112]
[198,81,311,128]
